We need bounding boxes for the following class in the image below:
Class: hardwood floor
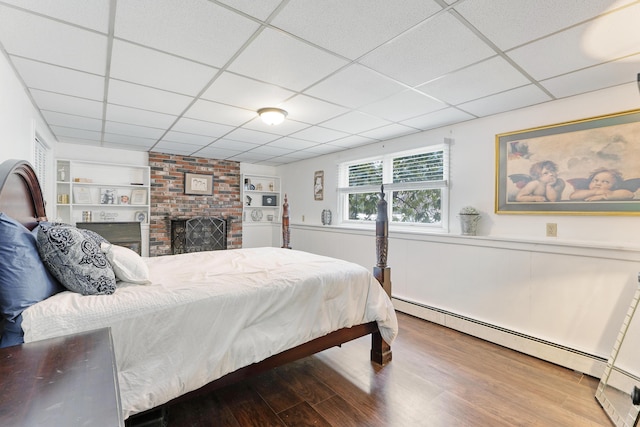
[164,312,613,426]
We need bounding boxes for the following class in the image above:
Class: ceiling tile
[224,128,281,144]
[106,104,177,129]
[108,80,193,115]
[265,137,319,150]
[271,0,442,59]
[417,56,532,105]
[321,111,392,134]
[114,0,259,67]
[279,95,349,124]
[11,57,104,100]
[360,123,420,140]
[330,135,378,149]
[51,125,101,141]
[184,99,256,126]
[31,90,104,119]
[171,117,235,138]
[508,5,640,80]
[209,138,261,151]
[0,0,110,32]
[193,145,242,159]
[246,144,292,156]
[110,40,218,96]
[102,132,156,148]
[453,0,635,50]
[360,13,495,86]
[104,121,165,139]
[159,131,213,146]
[153,141,204,155]
[227,27,349,91]
[201,72,295,110]
[360,89,446,122]
[0,6,107,74]
[290,126,350,143]
[541,56,640,99]
[401,107,476,131]
[305,63,407,109]
[216,0,281,21]
[42,111,103,132]
[458,85,551,117]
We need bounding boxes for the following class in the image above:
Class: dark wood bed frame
[0,159,392,424]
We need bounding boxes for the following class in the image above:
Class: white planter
[459,214,480,236]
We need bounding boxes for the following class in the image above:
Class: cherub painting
[509,160,565,202]
[568,168,640,201]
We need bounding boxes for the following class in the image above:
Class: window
[338,142,449,230]
[33,136,48,192]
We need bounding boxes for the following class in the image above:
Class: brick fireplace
[148,152,242,257]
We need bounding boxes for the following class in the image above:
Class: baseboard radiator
[393,297,607,378]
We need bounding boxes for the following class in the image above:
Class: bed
[0,159,398,423]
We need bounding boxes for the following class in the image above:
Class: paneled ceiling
[0,0,638,165]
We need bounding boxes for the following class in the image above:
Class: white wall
[0,51,58,205]
[276,82,640,372]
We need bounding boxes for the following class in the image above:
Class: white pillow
[101,243,151,284]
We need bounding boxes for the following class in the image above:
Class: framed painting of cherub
[496,109,640,215]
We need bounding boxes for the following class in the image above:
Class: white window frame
[337,142,449,232]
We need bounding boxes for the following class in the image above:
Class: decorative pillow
[0,213,64,347]
[36,223,116,296]
[101,243,151,284]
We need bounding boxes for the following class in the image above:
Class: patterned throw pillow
[36,223,116,295]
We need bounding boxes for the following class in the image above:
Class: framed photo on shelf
[119,192,131,205]
[73,187,92,204]
[130,189,147,205]
[100,188,117,205]
[185,173,213,195]
[496,109,640,215]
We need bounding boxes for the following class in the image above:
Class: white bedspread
[22,247,398,419]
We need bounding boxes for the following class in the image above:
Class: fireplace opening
[171,217,227,254]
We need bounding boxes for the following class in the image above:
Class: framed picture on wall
[185,173,213,195]
[496,109,640,215]
[314,170,324,201]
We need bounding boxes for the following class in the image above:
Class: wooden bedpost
[371,185,392,365]
[281,194,291,249]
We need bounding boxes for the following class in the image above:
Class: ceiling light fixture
[258,107,288,126]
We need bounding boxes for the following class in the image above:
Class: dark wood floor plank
[163,312,613,427]
[278,401,332,427]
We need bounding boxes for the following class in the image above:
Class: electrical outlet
[546,223,557,237]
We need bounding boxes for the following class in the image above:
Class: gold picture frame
[496,109,640,215]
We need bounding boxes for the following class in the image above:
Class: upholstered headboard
[0,160,47,230]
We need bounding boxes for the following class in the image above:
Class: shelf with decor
[241,174,281,225]
[55,159,150,226]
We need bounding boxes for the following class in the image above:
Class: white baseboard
[393,297,607,378]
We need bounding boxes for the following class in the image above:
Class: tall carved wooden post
[281,194,291,249]
[371,185,392,365]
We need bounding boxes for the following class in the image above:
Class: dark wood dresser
[0,328,123,426]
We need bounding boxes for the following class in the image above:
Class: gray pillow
[36,223,116,295]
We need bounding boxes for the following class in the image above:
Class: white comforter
[22,247,398,419]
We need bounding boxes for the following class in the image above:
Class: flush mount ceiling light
[258,107,288,126]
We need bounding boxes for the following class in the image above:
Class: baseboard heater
[392,297,607,378]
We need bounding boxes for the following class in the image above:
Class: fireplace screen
[171,217,227,254]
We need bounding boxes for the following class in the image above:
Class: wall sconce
[257,108,287,126]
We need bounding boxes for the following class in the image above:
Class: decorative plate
[250,209,263,222]
[135,211,148,223]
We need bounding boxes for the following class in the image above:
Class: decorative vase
[321,209,332,225]
[459,214,480,236]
